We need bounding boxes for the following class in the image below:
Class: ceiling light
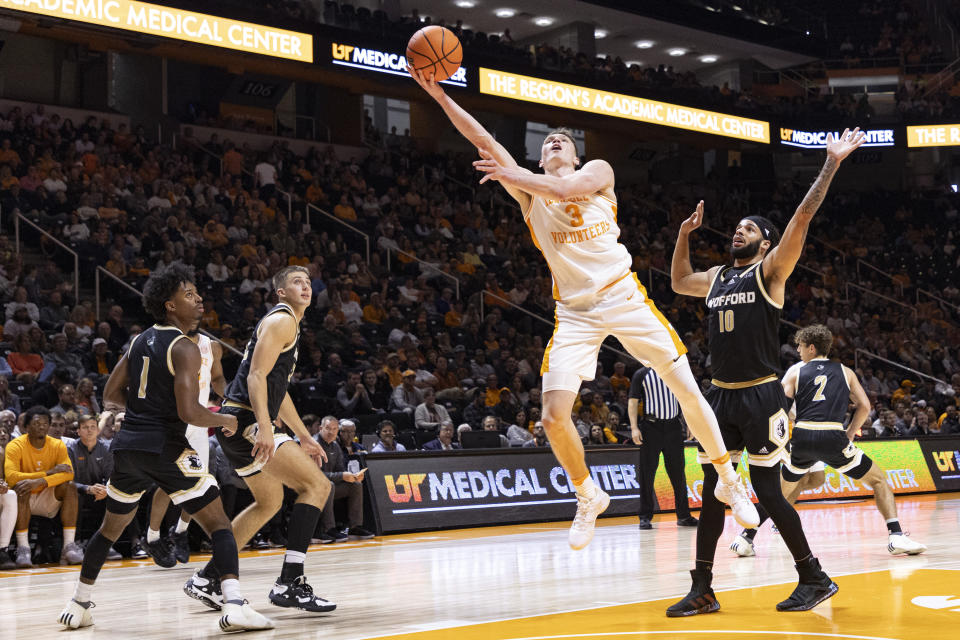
[732,4,742,10]
[699,55,718,63]
[455,0,476,7]
[667,48,687,57]
[494,8,515,18]
[635,40,654,49]
[594,28,608,39]
[757,18,769,25]
[533,16,554,26]
[626,60,642,67]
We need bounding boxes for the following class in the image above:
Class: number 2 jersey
[524,191,631,302]
[113,325,191,454]
[791,358,849,427]
[706,261,782,385]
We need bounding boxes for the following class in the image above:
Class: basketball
[406,25,462,82]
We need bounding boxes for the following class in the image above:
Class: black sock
[886,519,902,534]
[694,559,713,574]
[210,529,239,579]
[280,558,305,582]
[751,465,811,561]
[743,528,758,540]
[201,558,218,580]
[79,532,115,583]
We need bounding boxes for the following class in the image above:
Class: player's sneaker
[714,476,760,528]
[666,568,720,617]
[888,533,926,555]
[730,533,756,557]
[185,570,224,611]
[60,542,84,565]
[170,527,190,564]
[14,545,32,568]
[568,486,610,550]
[218,600,275,633]
[269,575,337,612]
[145,537,176,568]
[57,599,94,629]
[776,557,838,611]
[0,548,15,569]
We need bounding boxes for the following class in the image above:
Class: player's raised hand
[473,148,508,184]
[408,67,445,100]
[680,200,705,235]
[826,127,866,162]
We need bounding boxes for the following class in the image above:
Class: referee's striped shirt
[629,367,679,420]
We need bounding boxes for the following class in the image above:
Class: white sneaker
[568,487,610,550]
[888,533,926,555]
[218,601,275,633]
[714,476,760,528]
[57,599,94,629]
[730,533,756,557]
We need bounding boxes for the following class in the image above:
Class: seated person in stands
[523,422,550,448]
[414,387,451,432]
[422,421,460,451]
[67,414,120,559]
[371,420,406,453]
[389,369,423,414]
[50,384,78,416]
[586,424,607,446]
[481,416,510,448]
[4,405,83,567]
[317,416,375,543]
[0,374,21,415]
[337,419,365,456]
[0,424,16,569]
[337,370,373,417]
[8,333,44,384]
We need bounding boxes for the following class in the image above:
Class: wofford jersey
[794,359,850,425]
[113,325,191,454]
[706,261,782,384]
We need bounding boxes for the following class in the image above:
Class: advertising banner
[478,67,769,143]
[906,124,960,147]
[0,0,313,62]
[779,127,895,148]
[330,41,467,88]
[918,437,960,492]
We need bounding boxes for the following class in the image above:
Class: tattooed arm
[763,127,866,297]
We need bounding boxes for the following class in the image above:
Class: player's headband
[743,216,780,245]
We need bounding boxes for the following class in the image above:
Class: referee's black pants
[637,417,691,520]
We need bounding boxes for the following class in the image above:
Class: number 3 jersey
[524,192,631,302]
[706,261,782,384]
[114,325,191,454]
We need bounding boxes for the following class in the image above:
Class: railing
[385,247,460,299]
[854,348,948,387]
[921,54,960,97]
[306,203,371,263]
[844,282,918,317]
[13,213,79,300]
[857,259,904,295]
[917,288,960,312]
[94,267,242,356]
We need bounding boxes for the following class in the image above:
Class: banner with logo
[906,124,960,147]
[778,127,895,148]
[918,437,960,491]
[330,41,468,88]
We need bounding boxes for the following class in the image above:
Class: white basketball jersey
[524,191,631,301]
[197,334,213,407]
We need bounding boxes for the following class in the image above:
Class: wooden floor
[2,492,958,639]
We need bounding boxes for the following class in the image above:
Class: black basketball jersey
[706,261,782,384]
[794,359,849,425]
[224,303,299,420]
[112,325,191,454]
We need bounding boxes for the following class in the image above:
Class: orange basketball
[406,25,462,82]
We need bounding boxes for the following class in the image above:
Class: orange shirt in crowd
[4,434,73,491]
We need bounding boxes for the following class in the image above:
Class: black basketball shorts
[216,403,293,477]
[696,379,790,468]
[106,440,219,515]
[782,427,873,482]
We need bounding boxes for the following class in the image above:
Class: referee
[628,366,698,529]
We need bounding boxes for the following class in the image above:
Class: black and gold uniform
[698,261,790,467]
[106,325,219,514]
[217,304,299,476]
[783,358,872,481]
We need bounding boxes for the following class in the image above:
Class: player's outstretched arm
[474,152,613,201]
[764,127,866,284]
[844,365,872,441]
[671,200,720,297]
[172,339,236,430]
[409,68,531,210]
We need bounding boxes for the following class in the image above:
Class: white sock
[283,550,306,565]
[146,527,160,543]
[221,578,242,603]
[574,475,597,497]
[175,518,190,534]
[15,530,28,548]
[715,460,739,484]
[63,527,76,546]
[73,581,93,603]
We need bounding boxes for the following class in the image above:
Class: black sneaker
[326,528,348,543]
[312,533,335,545]
[268,529,287,548]
[347,526,375,540]
[666,569,720,617]
[269,575,337,612]
[184,570,224,611]
[777,557,838,611]
[638,518,653,530]
[0,548,15,570]
[250,533,271,550]
[144,538,176,568]
[677,516,700,527]
[169,528,190,564]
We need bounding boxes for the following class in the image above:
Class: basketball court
[2,493,957,639]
